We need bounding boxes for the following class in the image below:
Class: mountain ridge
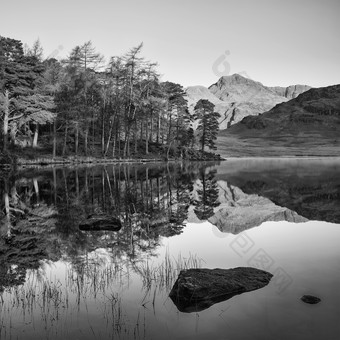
[185,74,311,130]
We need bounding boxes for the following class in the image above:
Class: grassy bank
[216,134,340,158]
[0,145,223,168]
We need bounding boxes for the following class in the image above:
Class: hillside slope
[217,84,340,157]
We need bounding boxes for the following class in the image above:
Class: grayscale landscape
[0,0,339,339]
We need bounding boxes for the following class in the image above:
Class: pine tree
[61,42,103,156]
[194,99,220,152]
[161,82,189,157]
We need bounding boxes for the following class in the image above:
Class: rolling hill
[217,84,340,157]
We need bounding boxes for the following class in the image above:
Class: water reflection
[0,159,339,338]
[194,169,220,220]
[215,158,340,223]
[0,162,211,292]
[1,159,340,292]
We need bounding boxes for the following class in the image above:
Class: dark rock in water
[79,215,122,231]
[169,267,273,313]
[301,295,321,304]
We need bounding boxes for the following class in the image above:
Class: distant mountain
[217,84,340,157]
[185,74,310,130]
[227,84,340,135]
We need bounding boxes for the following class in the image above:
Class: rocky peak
[269,84,312,99]
[185,74,311,130]
[210,73,263,88]
[208,74,269,102]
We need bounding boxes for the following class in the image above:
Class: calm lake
[1,158,340,340]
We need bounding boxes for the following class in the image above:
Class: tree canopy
[1,35,221,160]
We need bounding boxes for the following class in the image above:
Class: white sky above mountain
[1,0,339,88]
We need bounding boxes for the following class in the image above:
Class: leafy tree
[0,36,55,150]
[1,35,221,161]
[194,99,220,152]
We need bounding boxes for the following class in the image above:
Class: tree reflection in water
[0,162,219,292]
[1,160,339,338]
[194,168,220,220]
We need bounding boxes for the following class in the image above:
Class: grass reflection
[0,248,203,339]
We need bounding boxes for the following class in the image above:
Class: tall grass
[0,250,203,339]
[133,251,204,291]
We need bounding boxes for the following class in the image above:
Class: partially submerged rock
[301,295,321,304]
[169,267,273,313]
[79,215,122,231]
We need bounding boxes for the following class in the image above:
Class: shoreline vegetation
[0,147,224,168]
[1,36,338,169]
[1,148,338,169]
[0,37,224,168]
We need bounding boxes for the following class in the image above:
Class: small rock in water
[301,295,321,304]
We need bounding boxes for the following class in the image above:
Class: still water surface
[1,158,339,339]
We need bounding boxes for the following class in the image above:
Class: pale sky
[1,0,339,88]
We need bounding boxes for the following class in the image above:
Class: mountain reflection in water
[1,159,340,290]
[0,159,339,339]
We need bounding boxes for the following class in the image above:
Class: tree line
[0,36,221,159]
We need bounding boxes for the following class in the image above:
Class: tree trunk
[117,128,121,158]
[112,130,116,158]
[84,125,88,156]
[124,126,131,158]
[123,129,128,158]
[92,119,95,151]
[53,122,57,158]
[127,130,130,157]
[140,121,143,143]
[75,122,79,156]
[101,112,105,156]
[62,125,68,156]
[53,168,57,204]
[134,120,138,154]
[157,113,160,144]
[167,112,172,144]
[145,118,149,155]
[150,113,153,143]
[75,169,79,198]
[3,191,12,237]
[33,178,40,202]
[167,140,173,160]
[201,128,205,152]
[32,123,39,148]
[2,90,10,151]
[104,120,113,157]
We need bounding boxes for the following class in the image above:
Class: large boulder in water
[79,214,122,231]
[169,267,273,312]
